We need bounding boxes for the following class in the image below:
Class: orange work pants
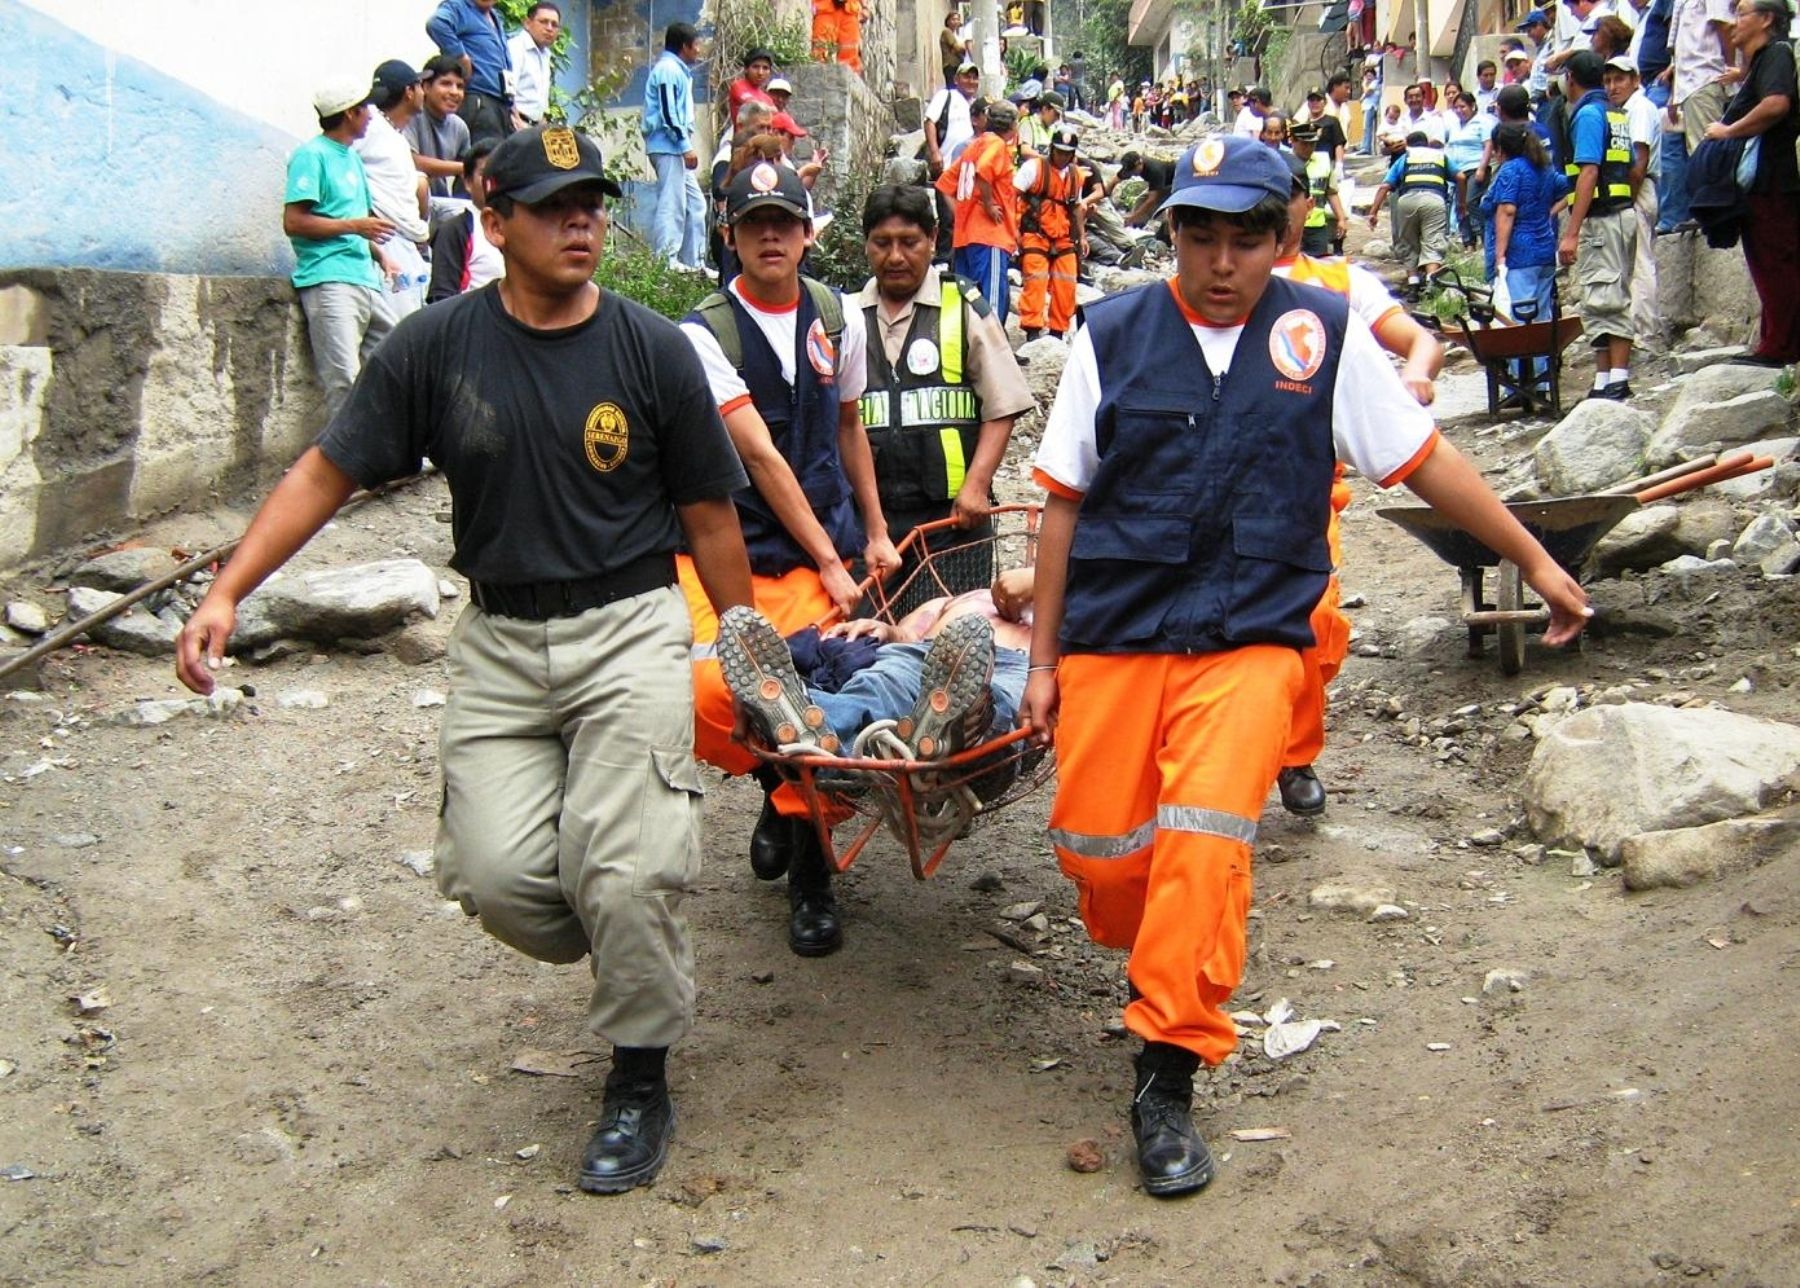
[1049,647,1302,1065]
[680,556,840,820]
[1017,234,1078,334]
[1282,469,1354,770]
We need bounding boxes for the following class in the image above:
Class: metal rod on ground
[0,473,427,686]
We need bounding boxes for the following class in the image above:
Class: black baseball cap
[725,160,811,224]
[372,59,423,98]
[484,124,623,202]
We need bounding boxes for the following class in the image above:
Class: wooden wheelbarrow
[1378,451,1774,674]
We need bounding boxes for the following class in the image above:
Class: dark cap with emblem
[725,160,811,224]
[484,123,623,203]
[1289,118,1320,143]
[1159,134,1292,215]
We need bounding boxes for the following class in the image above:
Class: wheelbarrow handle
[1599,452,1723,496]
[1464,608,1552,626]
[1633,454,1772,504]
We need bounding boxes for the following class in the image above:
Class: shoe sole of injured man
[717,606,841,755]
[898,615,996,760]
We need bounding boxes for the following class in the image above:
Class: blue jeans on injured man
[809,644,1028,746]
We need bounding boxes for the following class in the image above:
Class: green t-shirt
[284,135,380,290]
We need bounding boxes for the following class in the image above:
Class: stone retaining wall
[0,269,320,570]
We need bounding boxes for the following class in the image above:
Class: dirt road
[2,377,1798,1287]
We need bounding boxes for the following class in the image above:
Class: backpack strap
[693,291,741,369]
[800,276,844,353]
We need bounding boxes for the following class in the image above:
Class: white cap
[313,75,372,118]
[1603,54,1639,74]
[1504,48,1531,62]
[767,76,793,94]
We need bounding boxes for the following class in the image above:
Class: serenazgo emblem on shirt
[1191,138,1227,176]
[806,318,837,379]
[749,162,781,192]
[583,402,629,472]
[1269,309,1326,382]
[543,126,581,170]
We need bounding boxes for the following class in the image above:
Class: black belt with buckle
[468,552,676,621]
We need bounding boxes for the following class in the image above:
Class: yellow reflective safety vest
[1565,93,1634,215]
[859,274,989,509]
[1304,151,1333,227]
[1398,145,1449,198]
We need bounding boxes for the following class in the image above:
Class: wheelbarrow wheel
[1496,561,1526,676]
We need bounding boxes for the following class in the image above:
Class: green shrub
[804,170,876,294]
[597,238,715,321]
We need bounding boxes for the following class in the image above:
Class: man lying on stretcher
[717,570,1035,760]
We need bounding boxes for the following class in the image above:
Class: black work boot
[579,1047,674,1194]
[787,823,843,957]
[1130,1042,1215,1198]
[1277,764,1327,816]
[749,768,795,881]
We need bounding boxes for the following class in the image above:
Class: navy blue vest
[1063,277,1346,655]
[707,286,863,577]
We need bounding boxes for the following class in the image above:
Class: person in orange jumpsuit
[1021,136,1591,1198]
[811,0,863,75]
[1268,150,1443,816]
[1014,127,1088,341]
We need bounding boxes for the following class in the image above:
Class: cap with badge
[313,75,373,118]
[1050,125,1079,152]
[1305,86,1325,100]
[371,59,423,99]
[484,123,624,202]
[725,160,812,224]
[1159,135,1292,215]
[1288,118,1320,143]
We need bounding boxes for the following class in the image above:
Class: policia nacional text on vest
[857,274,991,513]
[1564,90,1634,215]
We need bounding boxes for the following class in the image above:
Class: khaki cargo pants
[434,586,704,1049]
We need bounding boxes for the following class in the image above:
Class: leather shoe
[578,1074,674,1193]
[749,792,794,881]
[787,828,843,957]
[1277,765,1327,816]
[1131,1044,1214,1197]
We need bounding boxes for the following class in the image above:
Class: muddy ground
[3,325,1800,1285]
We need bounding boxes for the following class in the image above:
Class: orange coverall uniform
[811,0,863,74]
[1017,158,1085,336]
[1275,254,1355,772]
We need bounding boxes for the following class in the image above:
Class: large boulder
[1646,363,1794,466]
[232,559,440,649]
[1533,400,1653,495]
[1732,513,1796,566]
[1621,810,1800,890]
[1522,702,1800,863]
[1589,505,1683,575]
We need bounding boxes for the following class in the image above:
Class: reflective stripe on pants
[1049,647,1302,1064]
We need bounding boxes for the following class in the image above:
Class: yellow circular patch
[583,402,629,472]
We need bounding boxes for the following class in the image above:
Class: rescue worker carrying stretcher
[1021,136,1592,1199]
[1014,126,1089,342]
[854,185,1036,613]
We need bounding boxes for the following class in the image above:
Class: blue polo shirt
[1569,88,1612,169]
[426,0,511,99]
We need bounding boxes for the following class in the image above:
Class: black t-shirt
[1315,114,1348,163]
[319,285,749,584]
[1732,39,1800,194]
[1139,157,1176,192]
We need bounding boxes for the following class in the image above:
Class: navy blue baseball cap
[1158,135,1291,216]
[1516,8,1550,28]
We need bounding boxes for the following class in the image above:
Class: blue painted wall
[1,1,299,276]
